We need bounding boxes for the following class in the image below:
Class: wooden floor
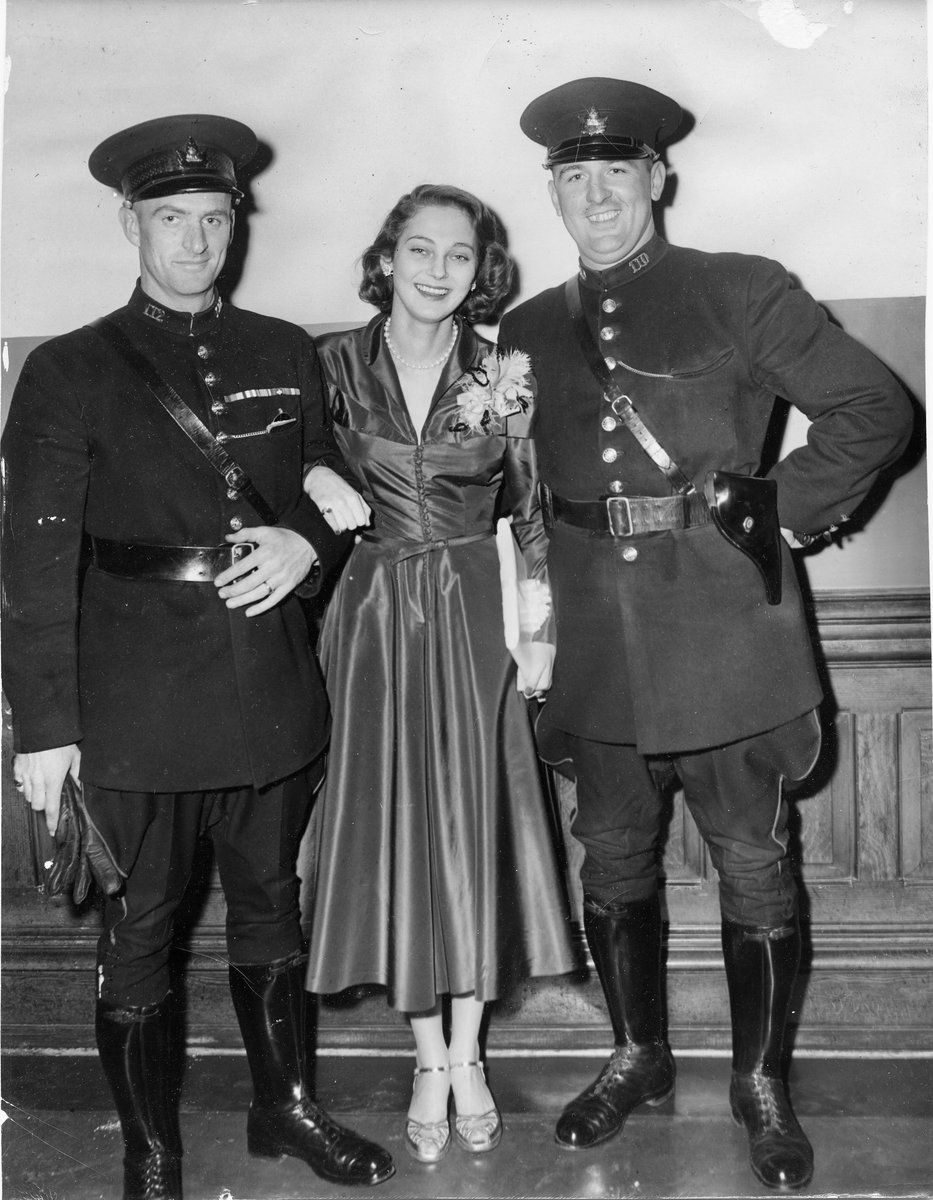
[2,1053,931,1200]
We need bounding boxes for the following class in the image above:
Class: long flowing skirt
[303,535,578,1013]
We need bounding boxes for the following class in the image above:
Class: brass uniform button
[229,515,244,531]
[622,546,638,562]
[602,448,618,463]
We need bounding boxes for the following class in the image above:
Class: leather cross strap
[86,317,279,526]
[564,277,695,496]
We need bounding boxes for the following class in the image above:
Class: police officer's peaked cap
[89,114,258,203]
[520,78,682,169]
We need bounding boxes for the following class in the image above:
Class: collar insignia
[143,302,165,323]
[582,107,608,136]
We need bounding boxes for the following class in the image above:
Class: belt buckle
[606,496,633,537]
[230,541,258,565]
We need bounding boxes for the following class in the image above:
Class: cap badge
[582,107,608,136]
[180,137,207,166]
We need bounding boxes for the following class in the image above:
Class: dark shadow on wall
[216,139,275,302]
[651,106,695,244]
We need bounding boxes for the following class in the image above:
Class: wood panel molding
[810,589,930,663]
[3,588,931,1054]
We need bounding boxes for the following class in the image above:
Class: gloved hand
[44,775,125,904]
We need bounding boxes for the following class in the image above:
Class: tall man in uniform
[497,78,912,1190]
[2,115,392,1199]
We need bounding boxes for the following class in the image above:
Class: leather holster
[704,471,782,606]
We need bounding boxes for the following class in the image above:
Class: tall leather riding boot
[95,997,183,1200]
[722,919,814,1190]
[555,894,675,1150]
[228,952,395,1187]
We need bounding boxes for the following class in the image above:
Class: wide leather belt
[548,491,712,537]
[91,537,256,582]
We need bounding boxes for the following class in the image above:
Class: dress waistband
[359,528,492,564]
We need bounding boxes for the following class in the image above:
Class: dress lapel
[361,314,485,443]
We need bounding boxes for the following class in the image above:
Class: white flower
[456,388,491,433]
[451,348,534,434]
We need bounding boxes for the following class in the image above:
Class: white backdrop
[1,0,925,332]
[1,0,928,588]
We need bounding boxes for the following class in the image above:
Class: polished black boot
[95,997,183,1200]
[723,919,814,1191]
[556,894,675,1150]
[229,952,395,1186]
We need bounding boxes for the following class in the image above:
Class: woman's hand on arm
[302,465,372,534]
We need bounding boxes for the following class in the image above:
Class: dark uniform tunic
[2,284,350,793]
[498,236,913,757]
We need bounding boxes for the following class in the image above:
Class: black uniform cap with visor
[520,77,683,169]
[88,114,258,204]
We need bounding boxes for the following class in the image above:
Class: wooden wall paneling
[664,788,708,885]
[856,712,901,881]
[553,775,584,929]
[1,700,37,889]
[899,708,933,881]
[796,711,857,883]
[2,590,931,1055]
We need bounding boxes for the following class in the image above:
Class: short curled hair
[359,184,514,324]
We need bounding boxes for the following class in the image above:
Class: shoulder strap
[87,317,278,526]
[563,277,695,496]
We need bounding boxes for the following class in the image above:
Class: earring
[470,281,477,292]
[382,261,394,277]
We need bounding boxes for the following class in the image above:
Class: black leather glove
[44,776,125,904]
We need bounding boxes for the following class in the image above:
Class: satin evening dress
[303,315,578,1013]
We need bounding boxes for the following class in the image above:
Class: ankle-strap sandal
[406,1065,451,1163]
[450,1061,502,1153]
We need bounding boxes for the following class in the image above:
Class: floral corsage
[450,349,533,434]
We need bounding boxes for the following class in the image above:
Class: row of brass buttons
[196,339,241,529]
[601,300,623,492]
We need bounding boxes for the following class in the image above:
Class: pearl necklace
[384,317,458,370]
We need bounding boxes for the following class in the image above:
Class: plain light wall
[1,0,928,590]
[2,0,927,331]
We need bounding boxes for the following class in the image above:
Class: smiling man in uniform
[497,77,912,1191]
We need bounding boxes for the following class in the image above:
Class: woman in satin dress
[302,185,578,1163]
